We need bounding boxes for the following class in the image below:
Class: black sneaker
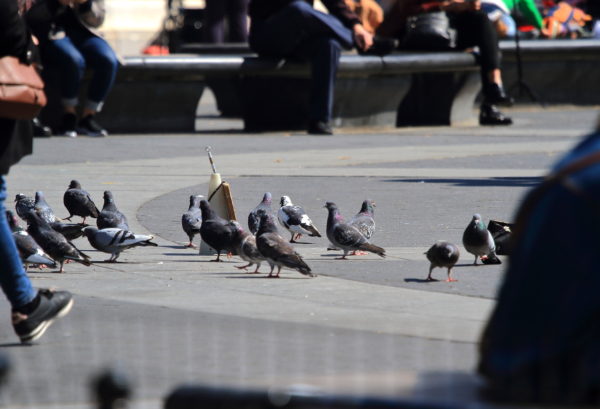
[307,120,333,135]
[77,114,108,137]
[479,104,513,126]
[12,289,73,343]
[59,113,78,138]
[483,83,514,106]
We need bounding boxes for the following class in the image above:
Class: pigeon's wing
[239,232,264,263]
[98,209,129,230]
[64,190,99,217]
[349,214,375,239]
[14,231,40,259]
[333,223,367,248]
[51,222,86,241]
[257,232,311,275]
[182,210,202,235]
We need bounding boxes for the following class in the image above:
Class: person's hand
[353,24,374,52]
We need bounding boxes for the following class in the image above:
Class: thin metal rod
[206,146,217,173]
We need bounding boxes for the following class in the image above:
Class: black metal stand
[507,11,545,106]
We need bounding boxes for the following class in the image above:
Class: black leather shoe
[479,104,512,126]
[32,117,52,137]
[307,121,333,135]
[483,83,514,106]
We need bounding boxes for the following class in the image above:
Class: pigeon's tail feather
[281,253,314,277]
[304,224,321,237]
[359,243,386,258]
[26,253,57,267]
[140,240,158,247]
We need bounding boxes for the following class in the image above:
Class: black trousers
[449,10,501,81]
[203,0,249,43]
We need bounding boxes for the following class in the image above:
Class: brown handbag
[0,56,47,120]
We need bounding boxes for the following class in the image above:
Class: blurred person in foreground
[479,115,600,404]
[0,0,73,343]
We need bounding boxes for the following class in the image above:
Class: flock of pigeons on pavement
[9,181,504,282]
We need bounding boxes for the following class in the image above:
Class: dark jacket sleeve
[24,0,66,39]
[0,0,30,60]
[322,0,361,28]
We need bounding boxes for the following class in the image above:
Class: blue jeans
[0,176,36,309]
[249,1,354,123]
[43,29,119,112]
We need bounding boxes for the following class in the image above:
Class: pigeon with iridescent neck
[228,220,265,273]
[248,192,273,235]
[462,214,501,265]
[63,180,100,223]
[325,202,385,260]
[97,191,129,230]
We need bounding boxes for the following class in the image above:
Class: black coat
[0,0,34,175]
[249,0,360,28]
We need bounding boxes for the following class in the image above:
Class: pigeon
[248,192,273,235]
[14,193,35,221]
[228,221,265,273]
[199,199,237,262]
[462,214,501,265]
[63,180,100,223]
[83,227,158,262]
[34,191,58,224]
[23,211,91,273]
[255,213,314,278]
[7,210,57,270]
[277,195,321,243]
[181,195,203,248]
[33,190,88,240]
[325,201,386,260]
[341,199,377,255]
[425,241,460,282]
[97,191,129,230]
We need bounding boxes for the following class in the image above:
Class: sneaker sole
[19,298,74,344]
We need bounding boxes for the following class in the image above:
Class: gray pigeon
[23,211,91,273]
[256,213,314,278]
[14,193,35,221]
[181,195,203,248]
[34,191,57,224]
[350,199,376,240]
[462,214,501,265]
[248,192,273,235]
[277,195,321,243]
[97,191,129,230]
[34,190,87,240]
[199,199,237,262]
[83,227,158,262]
[425,241,460,282]
[228,220,265,273]
[63,180,100,223]
[7,210,56,270]
[325,202,386,260]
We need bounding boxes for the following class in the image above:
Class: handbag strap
[513,150,600,240]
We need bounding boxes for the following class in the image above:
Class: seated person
[26,0,119,137]
[378,0,514,126]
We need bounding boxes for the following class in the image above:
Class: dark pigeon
[63,180,99,223]
[248,192,273,235]
[425,241,460,282]
[199,199,236,262]
[462,214,501,265]
[277,195,321,243]
[14,193,35,221]
[325,202,385,260]
[7,210,56,270]
[34,191,57,224]
[181,195,203,248]
[83,227,157,262]
[97,191,129,230]
[34,190,87,240]
[228,221,265,273]
[23,211,91,273]
[256,213,314,278]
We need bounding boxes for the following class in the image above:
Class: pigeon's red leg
[351,250,368,256]
[185,242,197,248]
[446,268,457,282]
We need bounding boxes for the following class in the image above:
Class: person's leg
[70,33,119,136]
[225,0,249,42]
[203,0,227,43]
[41,37,86,136]
[0,175,36,309]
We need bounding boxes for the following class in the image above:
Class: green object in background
[502,0,545,29]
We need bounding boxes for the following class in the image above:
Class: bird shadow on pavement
[383,177,541,187]
[162,252,202,257]
[0,342,32,348]
[405,278,439,283]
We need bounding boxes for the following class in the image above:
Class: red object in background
[142,45,170,55]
